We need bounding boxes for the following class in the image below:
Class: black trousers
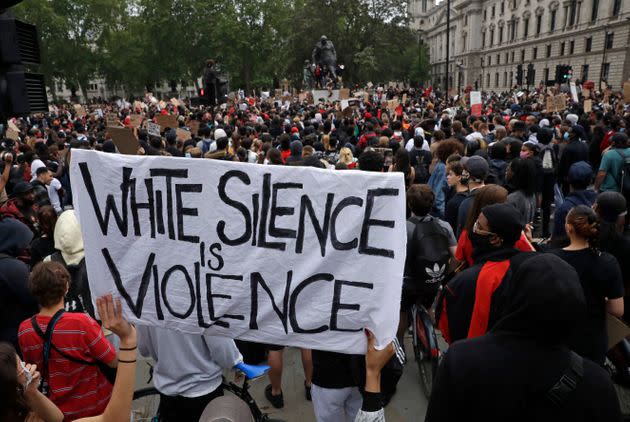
[158,386,223,422]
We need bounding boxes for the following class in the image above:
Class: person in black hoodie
[426,254,622,422]
[0,217,38,352]
[439,203,533,343]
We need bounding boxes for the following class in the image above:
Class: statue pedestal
[312,89,340,102]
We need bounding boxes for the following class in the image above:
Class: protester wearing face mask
[440,203,535,344]
[455,185,534,267]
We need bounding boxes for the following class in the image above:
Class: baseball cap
[12,181,34,196]
[464,156,489,181]
[567,161,593,184]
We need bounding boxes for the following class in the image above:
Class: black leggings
[158,385,223,422]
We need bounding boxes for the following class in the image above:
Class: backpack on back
[615,149,630,194]
[413,153,430,184]
[404,217,451,295]
[50,252,95,318]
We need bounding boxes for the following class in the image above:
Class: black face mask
[469,231,496,255]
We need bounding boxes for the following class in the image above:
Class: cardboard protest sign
[582,88,590,99]
[546,96,556,112]
[147,122,161,137]
[554,95,566,112]
[155,114,178,131]
[624,82,630,103]
[312,89,339,102]
[107,127,139,155]
[74,104,87,117]
[8,120,19,132]
[607,314,630,350]
[170,98,180,108]
[6,128,19,141]
[470,91,482,117]
[339,88,350,100]
[129,114,143,129]
[402,94,407,104]
[386,99,399,112]
[133,100,144,111]
[176,128,192,142]
[106,113,119,127]
[188,120,200,136]
[584,99,592,113]
[70,150,406,353]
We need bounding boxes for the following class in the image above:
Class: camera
[0,151,13,162]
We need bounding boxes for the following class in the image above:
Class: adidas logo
[425,263,445,284]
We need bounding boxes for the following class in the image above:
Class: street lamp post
[445,0,451,93]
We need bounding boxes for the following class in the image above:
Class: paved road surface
[134,336,428,421]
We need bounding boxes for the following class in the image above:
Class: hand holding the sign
[364,329,394,393]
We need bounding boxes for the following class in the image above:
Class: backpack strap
[30,310,95,394]
[546,351,584,407]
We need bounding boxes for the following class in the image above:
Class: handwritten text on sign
[70,151,406,353]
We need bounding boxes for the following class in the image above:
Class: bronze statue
[312,35,337,80]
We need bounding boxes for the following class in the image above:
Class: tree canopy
[13,0,430,99]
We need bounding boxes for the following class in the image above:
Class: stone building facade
[409,0,630,92]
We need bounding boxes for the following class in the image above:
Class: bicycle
[409,289,442,399]
[132,362,284,422]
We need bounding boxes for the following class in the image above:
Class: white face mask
[263,158,269,165]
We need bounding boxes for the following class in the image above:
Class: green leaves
[13,0,430,99]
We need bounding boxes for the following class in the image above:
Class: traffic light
[0,10,48,117]
[555,65,562,84]
[526,63,535,86]
[516,64,523,85]
[562,65,573,82]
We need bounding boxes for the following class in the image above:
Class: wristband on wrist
[119,346,137,351]
[118,359,136,364]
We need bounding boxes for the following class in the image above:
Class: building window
[533,47,537,59]
[591,0,598,22]
[490,29,495,45]
[602,63,610,81]
[495,72,499,87]
[536,15,542,35]
[497,54,501,64]
[484,9,487,20]
[550,9,556,31]
[560,42,565,55]
[511,51,515,62]
[422,0,427,12]
[504,71,508,86]
[569,40,575,54]
[582,64,589,80]
[606,32,614,49]
[501,1,505,15]
[510,71,513,85]
[569,0,577,26]
[523,18,529,38]
[488,56,492,66]
[612,0,621,16]
[464,15,468,26]
[545,45,551,57]
[585,37,592,52]
[505,52,509,63]
[544,68,549,83]
[492,5,496,18]
[521,49,525,62]
[510,21,516,41]
[487,73,491,87]
[499,27,504,43]
[482,32,486,48]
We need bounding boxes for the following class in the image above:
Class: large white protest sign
[70,151,406,353]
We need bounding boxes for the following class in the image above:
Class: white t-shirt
[405,138,430,152]
[30,159,46,181]
[47,177,63,213]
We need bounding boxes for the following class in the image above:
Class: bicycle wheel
[414,307,439,398]
[132,387,160,422]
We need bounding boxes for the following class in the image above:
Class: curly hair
[435,139,464,163]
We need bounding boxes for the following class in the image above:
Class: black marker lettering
[330,279,374,332]
[289,273,333,333]
[359,188,398,258]
[217,170,252,246]
[331,196,363,250]
[175,183,202,243]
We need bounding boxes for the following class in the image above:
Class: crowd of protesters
[1,80,630,421]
